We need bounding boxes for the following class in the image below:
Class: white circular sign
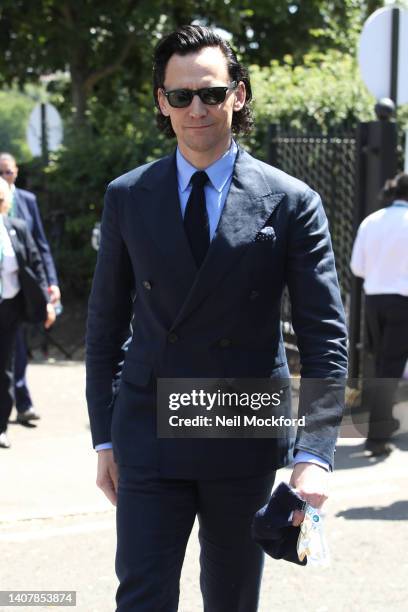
[358,6,408,105]
[26,103,63,157]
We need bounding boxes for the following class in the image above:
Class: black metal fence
[267,124,357,348]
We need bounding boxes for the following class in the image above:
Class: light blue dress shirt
[176,139,237,238]
[95,141,329,471]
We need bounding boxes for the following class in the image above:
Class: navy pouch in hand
[252,481,308,566]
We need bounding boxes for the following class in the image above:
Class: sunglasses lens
[166,84,234,107]
[168,90,192,108]
[200,88,227,104]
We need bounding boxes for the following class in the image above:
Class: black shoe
[365,439,394,457]
[390,418,400,435]
[16,408,41,423]
[0,432,11,448]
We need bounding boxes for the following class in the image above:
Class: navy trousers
[115,466,276,612]
[14,326,33,412]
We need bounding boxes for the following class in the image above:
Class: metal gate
[267,124,357,356]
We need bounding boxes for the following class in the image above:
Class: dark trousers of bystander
[0,293,23,433]
[14,326,33,412]
[364,293,408,441]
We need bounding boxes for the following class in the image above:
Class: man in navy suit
[0,152,60,423]
[86,26,347,611]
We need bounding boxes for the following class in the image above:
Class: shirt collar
[10,184,16,194]
[392,199,408,207]
[176,140,238,193]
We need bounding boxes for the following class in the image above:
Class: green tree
[0,89,34,159]
[0,0,383,128]
[246,48,408,159]
[0,0,237,127]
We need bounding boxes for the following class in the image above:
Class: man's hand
[48,285,61,304]
[289,462,330,527]
[96,448,119,506]
[44,303,56,329]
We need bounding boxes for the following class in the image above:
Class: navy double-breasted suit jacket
[86,147,348,479]
[14,188,58,286]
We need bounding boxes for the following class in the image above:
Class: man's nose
[188,94,207,118]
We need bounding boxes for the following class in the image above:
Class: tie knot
[191,171,209,188]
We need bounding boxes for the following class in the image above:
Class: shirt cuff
[293,450,330,471]
[95,442,113,452]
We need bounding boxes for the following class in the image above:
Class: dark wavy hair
[380,172,408,206]
[152,25,253,138]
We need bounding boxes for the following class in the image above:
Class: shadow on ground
[333,431,408,471]
[336,500,408,521]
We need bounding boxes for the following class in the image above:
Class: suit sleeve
[27,195,58,286]
[286,188,348,467]
[21,224,49,300]
[86,185,135,448]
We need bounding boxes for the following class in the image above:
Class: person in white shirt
[350,172,408,456]
[0,178,54,449]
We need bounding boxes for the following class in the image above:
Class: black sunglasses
[163,82,237,108]
[0,170,14,176]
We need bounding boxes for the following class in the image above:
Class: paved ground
[1,361,407,612]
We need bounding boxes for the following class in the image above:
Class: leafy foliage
[0,89,34,160]
[245,50,376,158]
[0,0,383,125]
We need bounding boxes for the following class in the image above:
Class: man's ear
[157,89,170,117]
[233,82,246,112]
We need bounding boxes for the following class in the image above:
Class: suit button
[168,332,179,344]
[250,290,260,300]
[219,338,231,348]
[142,280,152,290]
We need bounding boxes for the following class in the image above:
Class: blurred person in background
[0,152,61,424]
[351,172,408,456]
[0,177,55,448]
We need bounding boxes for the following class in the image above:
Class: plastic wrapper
[297,504,330,566]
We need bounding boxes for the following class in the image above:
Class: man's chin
[183,135,226,155]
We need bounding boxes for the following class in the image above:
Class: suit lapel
[131,147,285,331]
[3,216,22,259]
[130,152,197,297]
[170,148,285,329]
[12,189,25,220]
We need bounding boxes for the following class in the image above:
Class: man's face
[0,157,18,186]
[157,46,246,164]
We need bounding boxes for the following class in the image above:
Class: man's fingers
[109,464,119,495]
[96,449,118,506]
[296,492,328,509]
[97,474,117,506]
[292,510,305,527]
[289,463,330,519]
[103,483,117,506]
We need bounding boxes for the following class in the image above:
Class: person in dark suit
[0,178,55,449]
[86,26,348,611]
[0,152,60,423]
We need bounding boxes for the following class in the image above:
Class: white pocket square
[255,226,276,242]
